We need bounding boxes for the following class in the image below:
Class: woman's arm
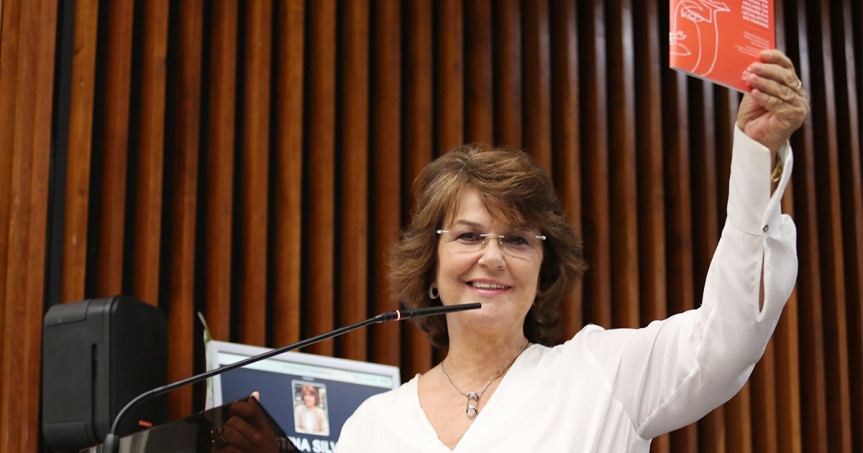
[584,49,808,439]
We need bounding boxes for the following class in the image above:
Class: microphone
[100,302,481,452]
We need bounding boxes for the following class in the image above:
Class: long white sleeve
[586,127,797,438]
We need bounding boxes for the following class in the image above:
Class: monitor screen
[206,340,400,452]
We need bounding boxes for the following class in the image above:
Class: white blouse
[337,128,797,452]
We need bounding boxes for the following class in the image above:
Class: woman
[337,49,809,451]
[294,385,329,435]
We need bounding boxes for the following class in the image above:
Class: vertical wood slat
[634,1,667,448]
[493,0,522,149]
[237,0,271,346]
[522,0,552,166]
[306,0,336,355]
[403,0,435,377]
[61,0,99,303]
[663,70,699,452]
[132,0,169,306]
[464,0,493,144]
[835,0,863,449]
[606,0,639,329]
[370,0,402,366]
[774,288,803,453]
[691,78,725,453]
[0,0,56,450]
[22,4,55,445]
[0,0,19,360]
[580,0,612,327]
[633,0,667,330]
[435,0,464,151]
[95,0,135,296]
[272,0,305,348]
[4,123,35,453]
[789,1,830,450]
[165,0,203,419]
[717,89,760,453]
[751,343,779,452]
[0,0,20,446]
[811,1,853,451]
[204,0,238,342]
[549,0,583,338]
[771,4,804,449]
[339,0,369,361]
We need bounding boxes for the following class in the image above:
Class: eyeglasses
[436,228,546,257]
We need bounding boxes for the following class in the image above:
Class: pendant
[466,392,479,419]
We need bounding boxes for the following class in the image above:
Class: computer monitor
[206,340,400,451]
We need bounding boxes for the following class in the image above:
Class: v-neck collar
[412,344,535,451]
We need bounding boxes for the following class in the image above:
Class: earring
[429,284,439,300]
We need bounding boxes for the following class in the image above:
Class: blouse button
[762,225,769,233]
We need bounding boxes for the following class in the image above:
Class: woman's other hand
[210,392,279,453]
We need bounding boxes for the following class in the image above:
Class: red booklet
[669,0,775,92]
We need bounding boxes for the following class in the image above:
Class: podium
[81,397,299,453]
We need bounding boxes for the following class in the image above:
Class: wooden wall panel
[834,0,863,448]
[0,1,56,451]
[272,0,305,348]
[549,0,582,338]
[691,82,725,453]
[370,0,403,368]
[95,0,134,296]
[306,0,336,355]
[435,0,464,151]
[633,2,667,449]
[785,2,830,451]
[606,0,639,329]
[522,0,552,166]
[0,0,17,354]
[663,69,699,452]
[165,0,203,419]
[338,0,370,362]
[493,0,522,149]
[61,0,99,303]
[403,0,435,375]
[237,0,272,347]
[769,7,803,448]
[809,1,853,451]
[131,0,169,307]
[0,0,860,451]
[580,0,612,327]
[465,0,493,144]
[203,0,238,342]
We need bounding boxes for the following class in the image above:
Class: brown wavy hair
[389,144,587,349]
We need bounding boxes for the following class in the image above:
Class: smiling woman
[336,50,809,453]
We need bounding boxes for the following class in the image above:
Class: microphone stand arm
[102,302,480,453]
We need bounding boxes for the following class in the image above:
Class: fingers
[746,53,802,97]
[735,49,810,150]
[743,50,809,122]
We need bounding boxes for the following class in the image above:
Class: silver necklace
[440,342,530,422]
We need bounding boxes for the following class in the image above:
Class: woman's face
[303,392,316,408]
[434,186,543,339]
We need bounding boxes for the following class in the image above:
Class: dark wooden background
[0,0,860,452]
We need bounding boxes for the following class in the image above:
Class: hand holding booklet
[669,0,774,92]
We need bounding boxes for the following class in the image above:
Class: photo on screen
[292,381,330,436]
